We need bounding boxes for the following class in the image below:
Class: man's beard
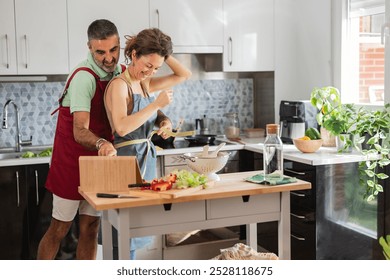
[94,57,117,73]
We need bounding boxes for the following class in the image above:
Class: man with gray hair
[37,19,123,259]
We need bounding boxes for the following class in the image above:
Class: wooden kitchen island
[79,171,311,260]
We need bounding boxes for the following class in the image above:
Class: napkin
[245,172,297,185]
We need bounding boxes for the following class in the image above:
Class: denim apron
[108,75,157,258]
[114,93,157,181]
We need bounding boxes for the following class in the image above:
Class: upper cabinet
[67,0,149,69]
[0,0,69,75]
[223,0,275,72]
[149,0,224,53]
[0,0,16,74]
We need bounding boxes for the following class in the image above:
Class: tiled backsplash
[0,79,253,148]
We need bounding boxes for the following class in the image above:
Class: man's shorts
[52,194,101,222]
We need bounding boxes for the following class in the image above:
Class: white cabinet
[149,0,223,53]
[223,0,275,72]
[67,0,149,69]
[0,0,69,75]
[0,0,17,74]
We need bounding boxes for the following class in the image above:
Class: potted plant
[352,104,390,201]
[310,86,357,151]
[379,234,390,260]
[311,86,390,200]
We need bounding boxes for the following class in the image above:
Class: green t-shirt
[62,52,123,113]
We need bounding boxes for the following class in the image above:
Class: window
[334,0,386,105]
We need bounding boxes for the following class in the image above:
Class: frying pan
[184,134,216,145]
[151,130,176,149]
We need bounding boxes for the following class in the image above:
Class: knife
[96,193,139,199]
[128,182,151,188]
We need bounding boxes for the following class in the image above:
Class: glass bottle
[224,112,240,139]
[263,124,283,179]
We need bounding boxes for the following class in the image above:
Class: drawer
[291,220,316,260]
[285,167,316,211]
[129,200,206,228]
[206,193,280,219]
[290,210,315,224]
[164,154,187,166]
[290,189,315,211]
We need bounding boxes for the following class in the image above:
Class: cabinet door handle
[5,34,10,69]
[291,212,306,219]
[24,35,28,69]
[291,191,306,197]
[156,9,160,28]
[291,233,306,241]
[15,171,20,207]
[284,168,306,176]
[228,37,233,66]
[35,170,39,205]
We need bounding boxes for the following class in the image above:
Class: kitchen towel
[245,173,297,185]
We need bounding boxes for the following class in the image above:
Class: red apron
[46,66,124,200]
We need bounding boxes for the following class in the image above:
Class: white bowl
[183,151,230,181]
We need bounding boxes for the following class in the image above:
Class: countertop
[0,145,52,167]
[0,136,369,167]
[156,136,368,166]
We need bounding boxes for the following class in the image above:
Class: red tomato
[151,181,172,191]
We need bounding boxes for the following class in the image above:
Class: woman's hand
[157,121,173,139]
[154,89,173,109]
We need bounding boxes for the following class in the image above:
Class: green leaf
[365,170,375,177]
[375,184,383,192]
[367,161,377,170]
[377,173,389,180]
[367,180,375,187]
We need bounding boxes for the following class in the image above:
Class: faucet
[2,99,32,152]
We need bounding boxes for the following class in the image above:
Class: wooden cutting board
[79,156,143,193]
[128,185,205,199]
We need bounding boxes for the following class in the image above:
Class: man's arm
[73,111,116,156]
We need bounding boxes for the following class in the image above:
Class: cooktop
[154,138,233,150]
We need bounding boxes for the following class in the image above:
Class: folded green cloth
[245,173,297,185]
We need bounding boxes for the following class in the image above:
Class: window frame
[332,0,389,108]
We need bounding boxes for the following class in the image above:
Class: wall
[0,76,254,148]
[274,0,332,121]
[359,43,385,103]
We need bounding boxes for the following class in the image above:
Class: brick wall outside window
[359,43,384,103]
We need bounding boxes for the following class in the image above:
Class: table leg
[101,210,113,260]
[246,223,257,250]
[278,191,291,260]
[117,209,131,260]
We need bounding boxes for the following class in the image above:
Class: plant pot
[320,127,336,147]
[336,134,352,153]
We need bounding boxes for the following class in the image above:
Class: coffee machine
[279,100,318,143]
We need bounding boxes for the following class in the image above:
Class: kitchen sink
[0,152,24,160]
[0,145,52,160]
